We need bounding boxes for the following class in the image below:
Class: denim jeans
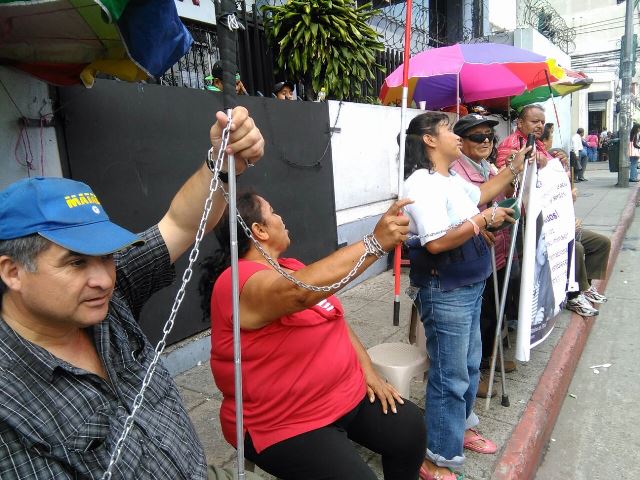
[414,277,485,468]
[630,156,638,181]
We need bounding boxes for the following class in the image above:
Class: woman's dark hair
[403,112,450,179]
[488,133,501,164]
[630,123,640,147]
[540,122,554,143]
[198,190,264,319]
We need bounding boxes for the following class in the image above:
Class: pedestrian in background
[629,123,640,182]
[586,130,599,163]
[571,128,587,182]
[273,81,294,100]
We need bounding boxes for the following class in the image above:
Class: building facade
[546,0,638,134]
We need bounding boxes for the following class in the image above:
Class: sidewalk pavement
[173,161,638,479]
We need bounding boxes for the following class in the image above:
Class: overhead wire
[1,76,45,176]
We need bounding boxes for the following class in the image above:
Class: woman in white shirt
[402,112,530,480]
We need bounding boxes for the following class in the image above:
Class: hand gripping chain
[100,118,234,480]
[101,114,386,478]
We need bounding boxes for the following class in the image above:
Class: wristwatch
[217,171,229,184]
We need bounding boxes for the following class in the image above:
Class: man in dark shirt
[0,107,264,479]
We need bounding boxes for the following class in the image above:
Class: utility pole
[617,0,635,187]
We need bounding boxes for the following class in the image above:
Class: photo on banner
[516,158,576,362]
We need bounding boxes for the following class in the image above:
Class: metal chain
[405,219,469,243]
[101,117,234,480]
[101,111,386,477]
[235,213,377,292]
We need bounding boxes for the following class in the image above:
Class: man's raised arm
[158,106,264,263]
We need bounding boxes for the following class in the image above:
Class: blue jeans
[630,156,638,181]
[414,278,484,468]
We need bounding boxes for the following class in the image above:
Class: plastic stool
[367,342,428,398]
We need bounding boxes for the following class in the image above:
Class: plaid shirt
[0,226,207,479]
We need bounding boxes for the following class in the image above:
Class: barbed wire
[366,0,483,54]
[256,0,485,55]
[517,0,576,54]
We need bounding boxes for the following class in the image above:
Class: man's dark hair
[577,128,584,135]
[0,234,51,302]
[518,104,545,120]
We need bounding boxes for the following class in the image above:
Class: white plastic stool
[367,342,428,398]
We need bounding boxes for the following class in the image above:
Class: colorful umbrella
[510,68,592,110]
[0,0,192,87]
[379,43,564,110]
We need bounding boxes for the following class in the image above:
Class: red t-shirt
[496,130,552,169]
[210,258,366,453]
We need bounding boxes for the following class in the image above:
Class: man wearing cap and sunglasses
[0,107,264,479]
[451,114,519,398]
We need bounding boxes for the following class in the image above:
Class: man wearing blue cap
[0,107,264,479]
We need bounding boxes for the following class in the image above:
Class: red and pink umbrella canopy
[380,43,564,110]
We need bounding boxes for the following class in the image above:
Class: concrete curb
[492,183,640,480]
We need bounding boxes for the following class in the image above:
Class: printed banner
[516,158,576,362]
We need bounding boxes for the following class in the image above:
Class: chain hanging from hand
[101,116,234,480]
[101,112,386,478]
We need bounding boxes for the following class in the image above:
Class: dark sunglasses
[464,132,495,143]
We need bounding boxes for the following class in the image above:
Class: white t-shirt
[571,133,583,153]
[403,169,481,246]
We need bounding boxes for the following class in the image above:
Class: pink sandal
[463,428,497,454]
[419,464,457,480]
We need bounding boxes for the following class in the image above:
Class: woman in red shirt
[200,192,426,480]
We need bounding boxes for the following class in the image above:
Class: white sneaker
[566,294,599,316]
[583,285,607,304]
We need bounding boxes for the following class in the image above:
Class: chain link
[235,213,374,292]
[101,112,384,478]
[101,117,234,480]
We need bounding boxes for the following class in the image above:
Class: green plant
[261,0,384,100]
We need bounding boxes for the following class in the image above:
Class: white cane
[490,246,509,407]
[226,109,246,479]
[485,146,533,410]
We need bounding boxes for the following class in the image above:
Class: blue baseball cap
[0,177,144,255]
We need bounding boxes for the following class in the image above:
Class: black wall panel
[58,80,337,344]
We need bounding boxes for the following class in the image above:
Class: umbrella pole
[545,70,564,147]
[393,0,413,326]
[485,154,532,410]
[456,73,460,120]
